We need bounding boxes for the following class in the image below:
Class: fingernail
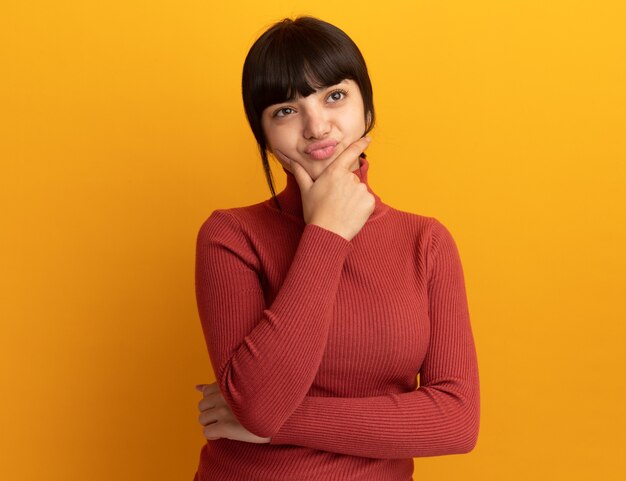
[365,136,371,142]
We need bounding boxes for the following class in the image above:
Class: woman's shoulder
[382,205,460,249]
[202,200,269,223]
[196,199,286,243]
[383,204,444,231]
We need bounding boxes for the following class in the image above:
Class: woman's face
[261,79,369,181]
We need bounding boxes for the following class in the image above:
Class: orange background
[2,1,625,479]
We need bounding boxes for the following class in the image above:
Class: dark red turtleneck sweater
[194,157,480,481]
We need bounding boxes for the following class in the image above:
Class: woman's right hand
[276,136,375,241]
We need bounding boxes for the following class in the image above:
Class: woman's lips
[306,140,338,160]
[308,145,337,160]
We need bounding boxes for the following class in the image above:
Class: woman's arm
[197,219,479,458]
[266,219,480,458]
[196,209,351,438]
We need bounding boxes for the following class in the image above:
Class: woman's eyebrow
[315,81,350,93]
[269,81,350,107]
[326,79,349,87]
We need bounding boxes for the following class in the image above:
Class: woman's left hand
[196,382,271,444]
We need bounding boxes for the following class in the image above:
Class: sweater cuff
[300,223,353,256]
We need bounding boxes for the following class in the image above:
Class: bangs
[248,26,361,115]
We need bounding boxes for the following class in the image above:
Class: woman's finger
[199,408,221,426]
[200,382,219,396]
[198,391,226,411]
[199,404,233,425]
[324,136,370,175]
[203,423,222,441]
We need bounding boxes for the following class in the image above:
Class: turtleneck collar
[271,154,388,222]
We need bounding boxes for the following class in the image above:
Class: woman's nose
[302,108,331,139]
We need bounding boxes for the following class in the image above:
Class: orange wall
[2,1,625,479]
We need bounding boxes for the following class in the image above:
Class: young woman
[193,16,480,481]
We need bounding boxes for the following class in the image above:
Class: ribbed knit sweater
[194,156,480,481]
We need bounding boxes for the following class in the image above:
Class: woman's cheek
[270,148,295,174]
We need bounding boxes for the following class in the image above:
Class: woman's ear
[365,111,372,130]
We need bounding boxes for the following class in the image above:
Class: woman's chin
[281,158,329,180]
[304,160,333,180]
[278,152,349,180]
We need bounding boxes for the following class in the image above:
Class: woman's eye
[327,89,347,103]
[274,107,295,118]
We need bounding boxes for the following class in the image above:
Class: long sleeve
[195,209,353,438]
[269,219,480,458]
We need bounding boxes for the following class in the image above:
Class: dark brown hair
[241,16,375,210]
